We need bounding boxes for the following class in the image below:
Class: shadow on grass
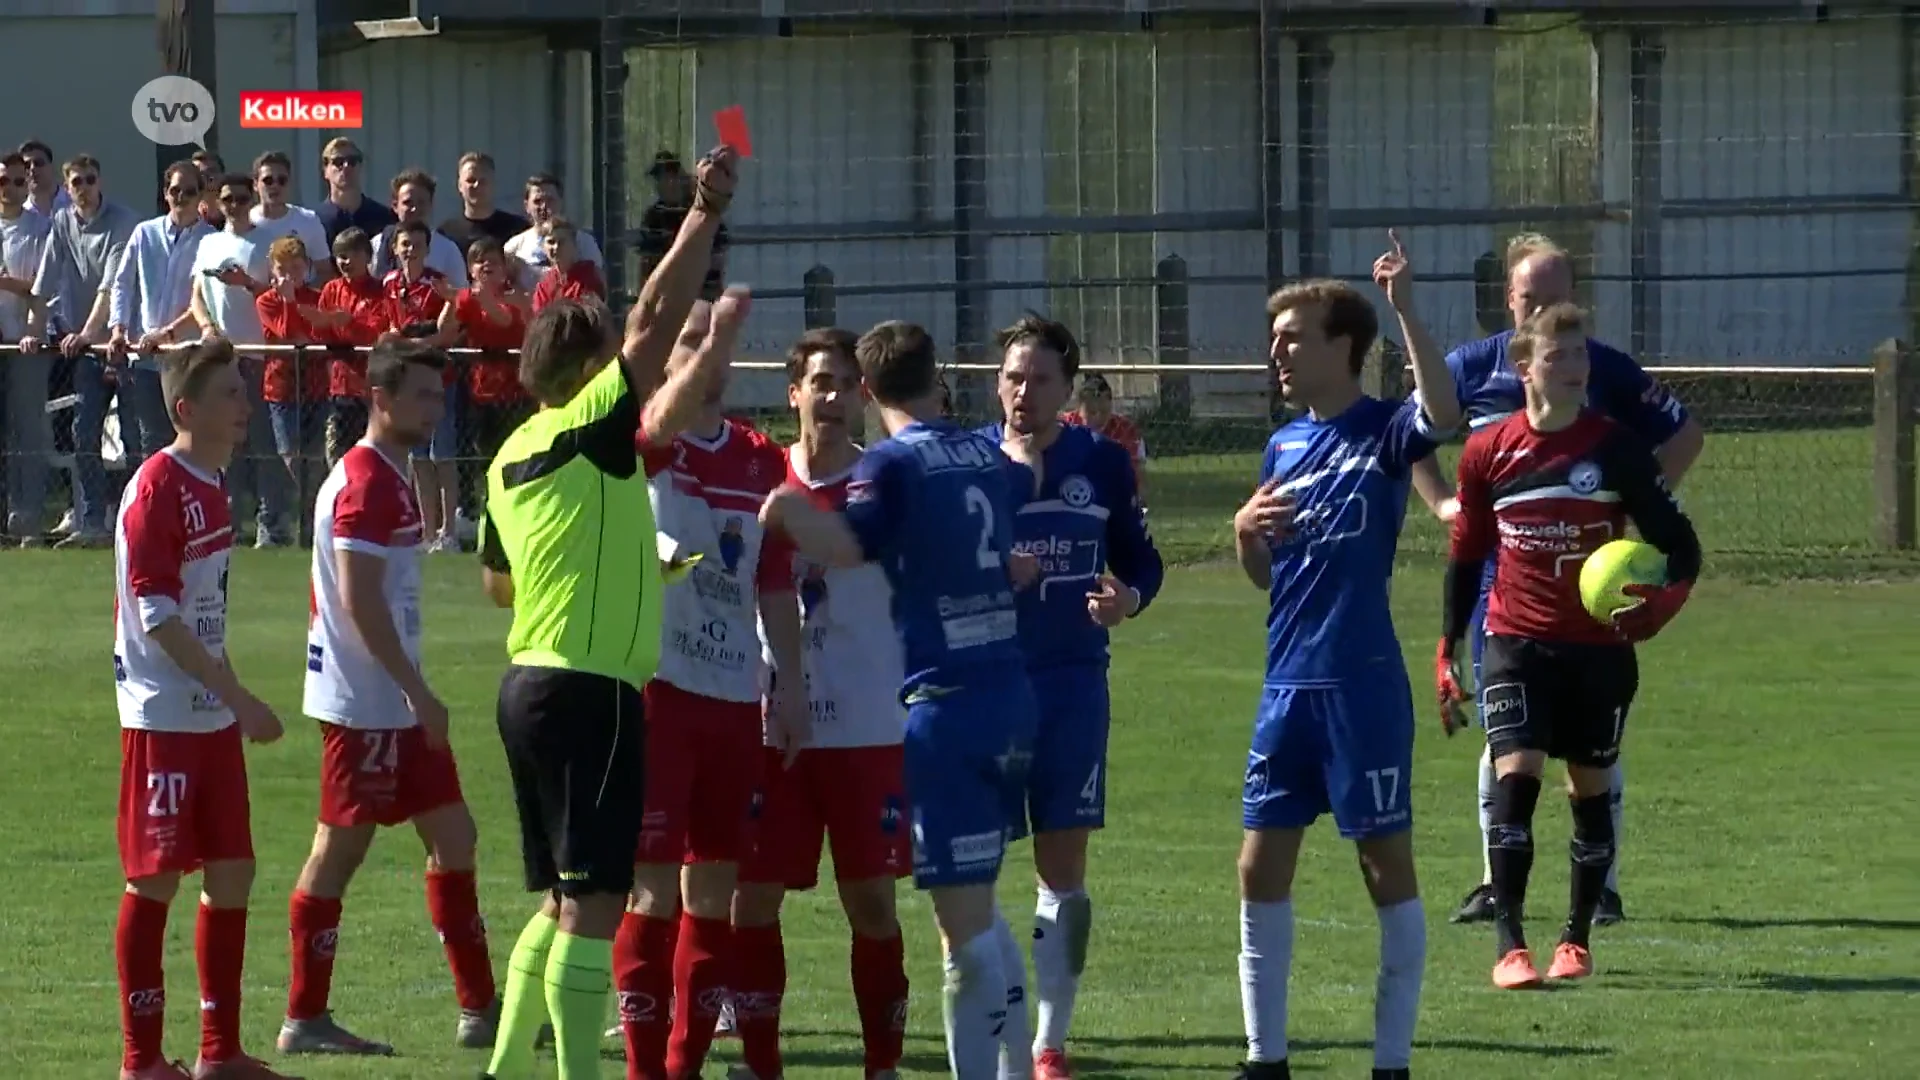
[1661,916,1920,932]
[1607,969,1920,994]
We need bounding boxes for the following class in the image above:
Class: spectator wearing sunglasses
[17,140,69,217]
[316,137,396,248]
[1,151,52,544]
[192,150,226,230]
[249,150,331,285]
[30,154,138,548]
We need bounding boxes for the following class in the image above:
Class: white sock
[942,929,1007,1080]
[1478,747,1497,885]
[1238,899,1293,1064]
[1373,898,1426,1070]
[1606,759,1625,893]
[990,913,1033,1080]
[1031,884,1089,1054]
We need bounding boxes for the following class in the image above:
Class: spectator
[191,150,226,230]
[506,172,603,291]
[18,140,69,217]
[438,151,528,257]
[1,150,52,544]
[254,235,330,534]
[529,219,605,313]
[1064,371,1148,496]
[315,136,396,247]
[32,153,138,548]
[189,172,291,547]
[370,169,468,284]
[249,150,331,284]
[312,227,389,466]
[107,159,213,481]
[639,150,728,300]
[436,235,530,532]
[381,219,460,550]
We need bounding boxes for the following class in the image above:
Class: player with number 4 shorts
[1231,240,1461,1080]
[283,341,498,1058]
[725,329,913,1080]
[980,314,1164,1079]
[1439,303,1699,991]
[761,320,1040,1080]
[112,339,298,1080]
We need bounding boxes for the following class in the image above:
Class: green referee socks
[544,930,615,1080]
[485,911,558,1079]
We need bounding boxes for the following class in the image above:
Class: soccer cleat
[1547,942,1594,981]
[276,1012,394,1056]
[1593,888,1626,926]
[535,1022,554,1049]
[1450,884,1497,924]
[192,1056,306,1080]
[455,999,501,1049]
[714,998,739,1038]
[1037,1048,1075,1078]
[1234,1061,1290,1079]
[726,1067,778,1080]
[1372,1070,1411,1080]
[122,1062,195,1080]
[1492,948,1543,990]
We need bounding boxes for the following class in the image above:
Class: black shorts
[497,665,647,897]
[1478,634,1637,769]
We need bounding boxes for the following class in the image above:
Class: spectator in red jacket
[529,217,606,313]
[311,227,391,465]
[1064,372,1148,497]
[437,235,531,527]
[254,234,330,530]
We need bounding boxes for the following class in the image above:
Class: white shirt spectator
[370,226,468,287]
[248,203,329,274]
[192,230,270,346]
[0,209,50,341]
[110,214,213,343]
[505,226,603,293]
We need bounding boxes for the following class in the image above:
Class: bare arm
[80,285,112,342]
[1376,230,1462,434]
[759,588,805,687]
[338,549,431,701]
[762,491,865,569]
[147,620,250,705]
[639,286,749,446]
[1234,527,1270,592]
[189,278,216,336]
[620,148,737,393]
[1410,456,1457,520]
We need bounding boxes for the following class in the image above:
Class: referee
[476,147,742,1080]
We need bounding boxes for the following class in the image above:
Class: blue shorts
[1014,662,1110,838]
[1242,672,1416,840]
[902,674,1038,890]
[267,401,324,459]
[410,381,461,461]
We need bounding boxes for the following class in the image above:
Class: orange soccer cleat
[1037,1047,1076,1078]
[1547,942,1595,981]
[1492,948,1543,990]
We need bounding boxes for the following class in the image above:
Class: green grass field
[1,426,1917,1078]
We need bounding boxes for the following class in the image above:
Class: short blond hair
[1510,302,1587,367]
[1505,232,1568,272]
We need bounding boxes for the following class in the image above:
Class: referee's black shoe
[1235,1061,1289,1079]
[1373,1071,1411,1080]
[1450,883,1498,924]
[1593,887,1627,926]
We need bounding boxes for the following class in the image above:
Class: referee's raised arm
[620,146,738,396]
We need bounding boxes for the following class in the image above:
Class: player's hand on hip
[768,681,811,770]
[1085,573,1136,628]
[1008,550,1041,590]
[1372,228,1414,312]
[1234,479,1295,541]
[1434,638,1470,737]
[233,692,284,744]
[1611,580,1693,643]
[411,690,451,750]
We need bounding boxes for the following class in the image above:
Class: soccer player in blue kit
[759,320,1042,1080]
[1231,236,1460,1080]
[980,314,1164,1079]
[1413,234,1705,927]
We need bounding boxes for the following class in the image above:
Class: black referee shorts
[1478,634,1637,770]
[496,665,647,897]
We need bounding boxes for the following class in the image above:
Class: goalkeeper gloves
[1611,580,1693,643]
[1434,638,1470,737]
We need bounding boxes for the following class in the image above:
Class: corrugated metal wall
[320,36,592,231]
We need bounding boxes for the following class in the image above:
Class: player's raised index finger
[1388,227,1405,257]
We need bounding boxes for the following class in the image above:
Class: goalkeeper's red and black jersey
[1444,408,1700,647]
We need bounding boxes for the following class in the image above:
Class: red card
[714,105,752,158]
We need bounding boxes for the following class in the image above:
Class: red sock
[615,911,679,1080]
[117,893,170,1072]
[666,912,732,1080]
[196,903,248,1064]
[287,890,343,1021]
[425,869,497,1011]
[732,922,786,1079]
[851,929,909,1074]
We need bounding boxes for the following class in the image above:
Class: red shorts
[638,679,764,865]
[317,722,465,828]
[740,744,910,890]
[117,725,254,881]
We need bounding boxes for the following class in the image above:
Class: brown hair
[160,338,237,425]
[266,235,309,267]
[62,154,100,180]
[1509,303,1588,367]
[467,235,507,269]
[538,216,577,242]
[524,172,562,197]
[520,299,614,406]
[162,160,200,191]
[786,327,859,385]
[994,312,1080,381]
[332,226,372,260]
[367,339,448,397]
[854,321,939,407]
[390,168,436,198]
[457,151,496,175]
[393,219,431,247]
[1265,279,1379,376]
[251,150,292,177]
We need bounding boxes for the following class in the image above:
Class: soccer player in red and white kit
[727,328,912,1080]
[114,338,296,1080]
[613,300,812,1080]
[279,339,499,1057]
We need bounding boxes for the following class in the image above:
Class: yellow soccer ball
[1579,539,1668,623]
